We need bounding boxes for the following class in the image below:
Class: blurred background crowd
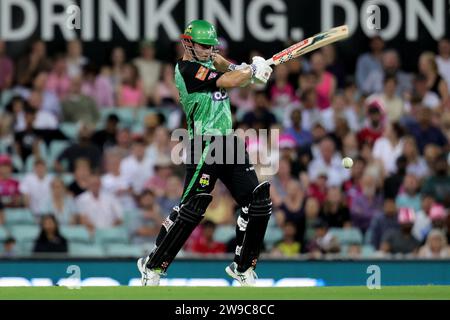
[0,35,449,260]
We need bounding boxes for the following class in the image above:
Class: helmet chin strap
[182,39,215,62]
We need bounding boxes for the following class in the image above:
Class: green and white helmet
[181,20,219,61]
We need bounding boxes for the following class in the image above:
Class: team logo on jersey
[199,174,210,188]
[195,66,208,81]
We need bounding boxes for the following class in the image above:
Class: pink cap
[398,207,416,224]
[246,138,260,153]
[429,204,447,221]
[366,98,386,114]
[279,134,297,149]
[0,155,12,166]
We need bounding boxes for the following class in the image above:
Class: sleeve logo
[208,72,218,80]
[195,66,209,81]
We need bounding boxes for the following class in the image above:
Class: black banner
[0,300,445,319]
[2,0,450,71]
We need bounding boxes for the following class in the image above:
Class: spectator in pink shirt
[269,64,297,109]
[118,64,145,108]
[143,155,174,198]
[110,47,127,94]
[0,41,14,91]
[46,54,71,100]
[0,155,22,208]
[66,39,88,79]
[311,52,337,110]
[81,64,114,108]
[230,86,255,111]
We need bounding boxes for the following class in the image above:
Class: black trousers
[155,135,259,250]
[180,134,260,207]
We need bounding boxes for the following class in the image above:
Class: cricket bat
[266,25,349,66]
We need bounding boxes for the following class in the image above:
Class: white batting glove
[227,62,249,72]
[250,56,273,84]
[228,62,253,87]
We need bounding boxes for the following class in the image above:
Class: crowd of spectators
[0,35,449,259]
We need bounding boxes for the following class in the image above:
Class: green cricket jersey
[175,59,233,138]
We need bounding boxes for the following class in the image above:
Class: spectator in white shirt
[406,74,441,111]
[372,122,405,175]
[402,136,430,179]
[14,91,58,131]
[120,137,154,196]
[375,75,405,123]
[14,71,61,118]
[321,93,359,133]
[418,229,450,258]
[76,173,123,232]
[66,39,88,79]
[133,41,162,103]
[19,159,52,214]
[145,126,172,162]
[297,89,321,132]
[355,36,384,91]
[101,151,136,210]
[436,38,450,91]
[40,177,78,225]
[363,50,412,96]
[308,137,349,187]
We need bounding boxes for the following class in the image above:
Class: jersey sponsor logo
[195,66,209,81]
[162,217,174,231]
[212,89,228,101]
[208,72,218,80]
[199,174,210,188]
[237,215,248,232]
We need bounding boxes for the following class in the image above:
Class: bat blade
[267,25,349,66]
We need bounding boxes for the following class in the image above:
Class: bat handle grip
[265,58,275,66]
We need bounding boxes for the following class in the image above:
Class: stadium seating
[48,140,71,168]
[4,208,36,227]
[60,123,79,141]
[104,243,144,258]
[95,227,129,245]
[122,209,139,231]
[100,108,136,127]
[18,241,35,256]
[25,155,36,173]
[213,225,235,243]
[68,243,105,257]
[138,242,155,256]
[329,228,363,245]
[0,139,9,154]
[9,225,40,243]
[0,226,8,242]
[60,173,74,185]
[11,154,24,172]
[264,227,283,249]
[37,141,48,162]
[12,173,25,181]
[364,229,373,245]
[60,225,92,244]
[23,142,49,171]
[361,245,376,258]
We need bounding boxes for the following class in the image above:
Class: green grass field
[0,286,449,300]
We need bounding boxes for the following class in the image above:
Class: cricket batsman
[137,20,274,286]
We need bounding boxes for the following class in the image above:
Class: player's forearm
[213,54,232,73]
[216,68,252,88]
